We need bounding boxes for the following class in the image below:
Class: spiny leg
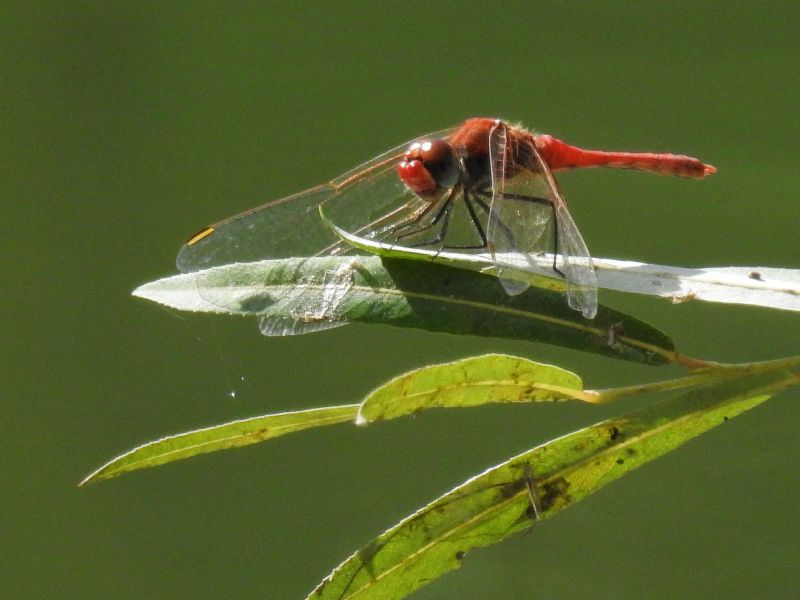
[456,193,488,249]
[474,190,519,250]
[379,187,458,246]
[426,191,490,251]
[398,199,454,247]
[395,187,488,250]
[389,198,446,238]
[393,187,459,246]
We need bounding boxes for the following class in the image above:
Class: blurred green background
[4,2,798,598]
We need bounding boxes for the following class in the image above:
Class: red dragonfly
[178,118,715,319]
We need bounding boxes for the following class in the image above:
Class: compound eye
[398,138,459,197]
[414,139,457,186]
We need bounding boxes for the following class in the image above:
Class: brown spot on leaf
[539,477,570,512]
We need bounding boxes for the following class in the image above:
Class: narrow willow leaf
[134,256,676,364]
[80,404,358,486]
[309,370,795,600]
[330,224,800,313]
[358,353,589,424]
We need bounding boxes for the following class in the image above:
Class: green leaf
[308,369,794,600]
[79,404,358,486]
[358,353,590,424]
[134,256,677,364]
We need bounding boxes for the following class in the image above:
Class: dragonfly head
[397,138,459,198]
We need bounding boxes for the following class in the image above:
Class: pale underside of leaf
[331,225,800,313]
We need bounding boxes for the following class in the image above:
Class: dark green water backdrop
[4,2,798,598]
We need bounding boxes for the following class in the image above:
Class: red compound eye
[397,139,458,197]
[398,157,437,196]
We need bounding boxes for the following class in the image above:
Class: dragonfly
[177,117,715,320]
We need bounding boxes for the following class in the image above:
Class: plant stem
[588,355,800,404]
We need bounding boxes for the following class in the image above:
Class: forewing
[175,127,457,326]
[176,136,424,273]
[322,127,459,248]
[177,128,457,273]
[176,184,340,273]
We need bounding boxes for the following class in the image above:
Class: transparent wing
[177,127,457,273]
[319,128,459,251]
[487,122,559,295]
[256,257,358,336]
[177,184,344,273]
[488,122,597,318]
[553,201,598,319]
[527,132,597,319]
[175,128,457,326]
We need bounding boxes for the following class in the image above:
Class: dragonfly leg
[400,200,454,247]
[449,193,488,249]
[421,191,491,250]
[388,185,461,241]
[473,190,518,249]
[389,199,444,238]
[392,187,487,250]
[392,195,454,245]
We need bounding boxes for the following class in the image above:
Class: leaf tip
[77,472,97,488]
